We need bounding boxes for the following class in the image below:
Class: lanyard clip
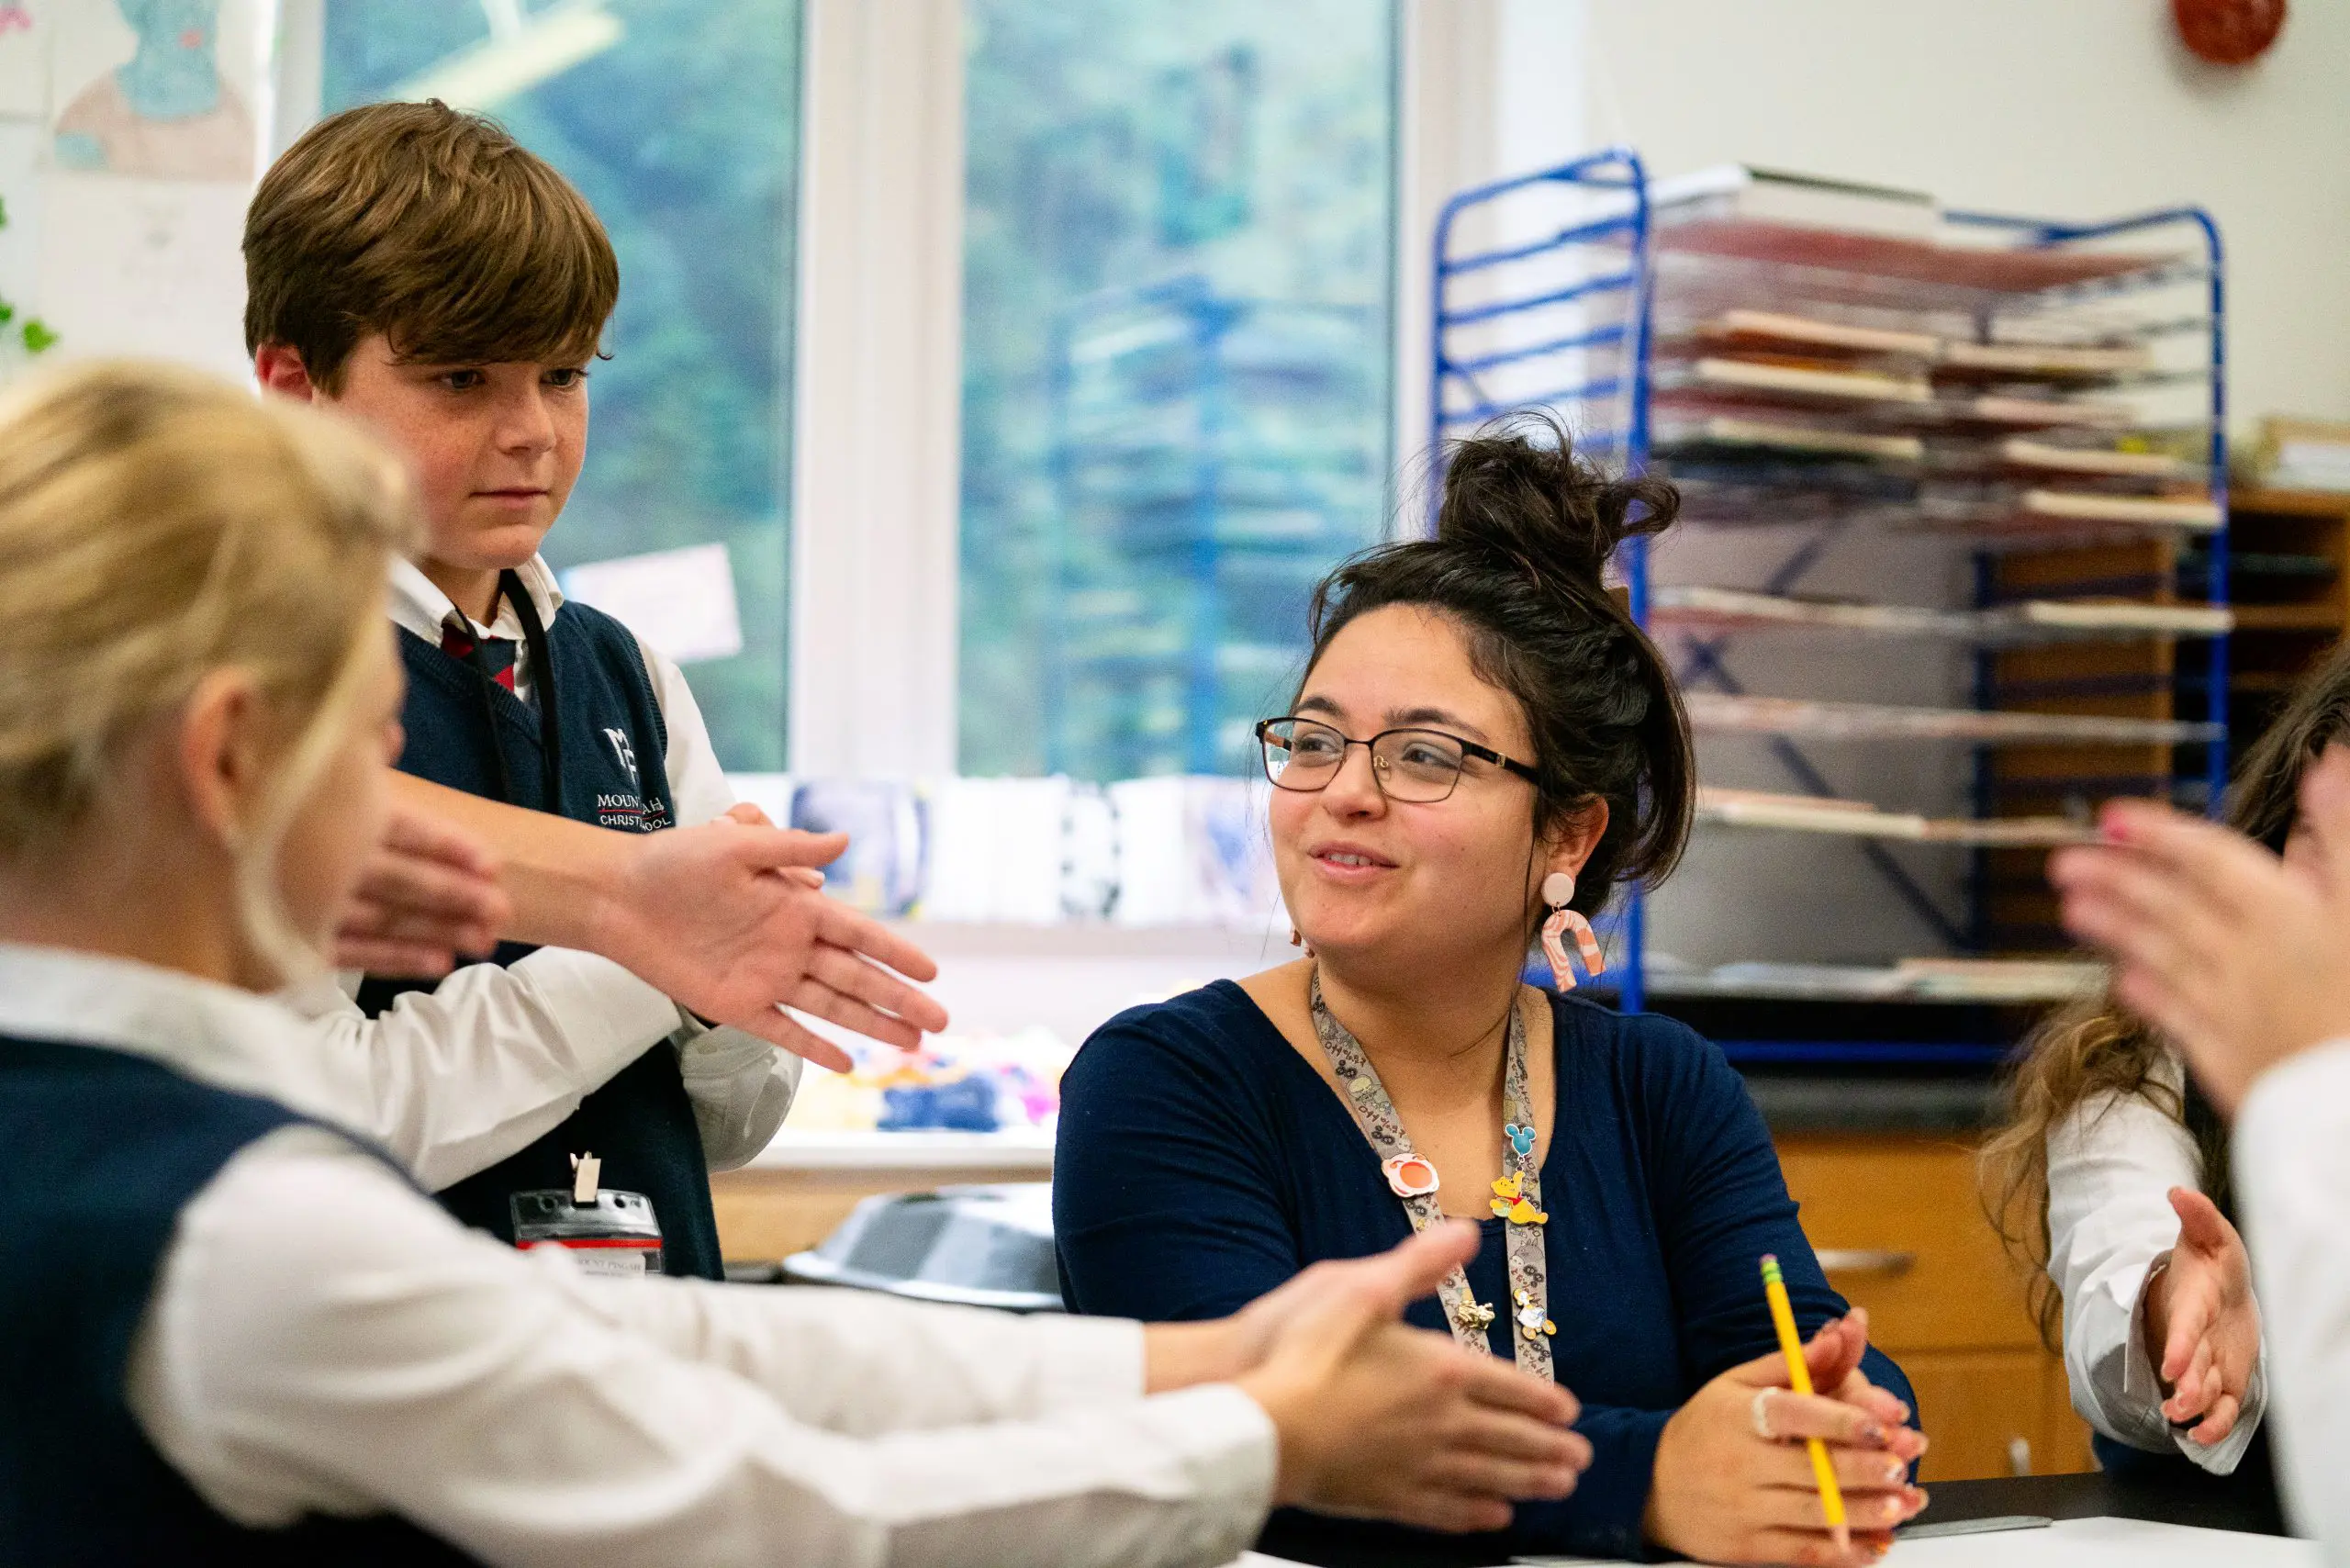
[569,1151,601,1205]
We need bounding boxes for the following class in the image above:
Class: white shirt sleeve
[2044,1067,2266,1473]
[638,633,800,1167]
[2237,1040,2350,1551]
[126,1127,1276,1568]
[277,952,688,1193]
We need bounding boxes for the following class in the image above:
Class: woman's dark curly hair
[1300,411,1694,918]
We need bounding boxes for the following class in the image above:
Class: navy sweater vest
[0,1036,479,1565]
[362,595,723,1281]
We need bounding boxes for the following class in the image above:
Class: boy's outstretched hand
[2049,745,2350,1114]
[1214,1223,1591,1533]
[588,804,948,1073]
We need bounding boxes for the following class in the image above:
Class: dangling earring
[1539,871,1606,991]
[1290,925,1314,957]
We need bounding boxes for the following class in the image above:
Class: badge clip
[570,1150,601,1205]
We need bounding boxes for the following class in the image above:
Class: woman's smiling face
[1270,603,1595,969]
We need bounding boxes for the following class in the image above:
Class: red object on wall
[2173,0,2287,64]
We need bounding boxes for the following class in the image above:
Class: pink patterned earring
[1539,871,1606,991]
[1290,925,1314,957]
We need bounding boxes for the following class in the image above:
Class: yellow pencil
[1760,1254,1849,1551]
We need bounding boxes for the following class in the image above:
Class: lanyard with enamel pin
[1309,969,1554,1382]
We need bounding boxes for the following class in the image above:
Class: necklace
[1308,969,1555,1381]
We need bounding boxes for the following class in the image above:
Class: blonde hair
[1982,636,2350,1348]
[0,359,420,978]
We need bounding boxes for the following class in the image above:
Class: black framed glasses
[1256,716,1539,803]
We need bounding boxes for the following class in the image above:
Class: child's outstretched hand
[2145,1186,2262,1445]
[334,801,510,976]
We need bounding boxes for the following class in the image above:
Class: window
[319,0,802,769]
[958,0,1398,781]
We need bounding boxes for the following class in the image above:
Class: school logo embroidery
[603,726,640,789]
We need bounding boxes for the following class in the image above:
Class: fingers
[1385,1491,1515,1535]
[1730,1312,1861,1391]
[1751,1479,1926,1533]
[1826,1371,1912,1434]
[330,935,456,979]
[724,801,775,828]
[785,980,926,1054]
[2170,1187,2233,1255]
[722,1005,854,1074]
[1754,1389,1895,1450]
[2167,1338,2219,1422]
[729,824,848,872]
[1742,1527,1898,1568]
[1415,1449,1583,1504]
[380,801,501,878]
[800,943,950,1037]
[1455,1350,1583,1428]
[1802,1313,1868,1394]
[814,901,944,986]
[2163,1291,2216,1390]
[1356,1220,1483,1313]
[2189,1391,2243,1446]
[2094,798,2295,927]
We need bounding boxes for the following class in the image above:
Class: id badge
[511,1187,665,1278]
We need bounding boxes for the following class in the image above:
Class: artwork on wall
[51,0,258,182]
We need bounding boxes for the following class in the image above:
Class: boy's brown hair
[243,100,618,393]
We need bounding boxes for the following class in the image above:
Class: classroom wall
[1477,0,2350,969]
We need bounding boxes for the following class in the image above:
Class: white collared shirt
[2044,1049,2266,1473]
[291,555,794,1187]
[0,945,1275,1568]
[2236,1040,2350,1554]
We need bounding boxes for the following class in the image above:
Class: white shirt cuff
[510,947,686,1071]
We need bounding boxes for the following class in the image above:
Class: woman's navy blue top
[1054,981,1916,1565]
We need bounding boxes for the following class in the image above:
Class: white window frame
[273,1,1556,779]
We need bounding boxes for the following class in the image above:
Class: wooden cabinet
[1776,1132,2095,1482]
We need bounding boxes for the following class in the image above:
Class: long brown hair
[1983,637,2350,1345]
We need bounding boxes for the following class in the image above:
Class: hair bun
[1433,410,1677,588]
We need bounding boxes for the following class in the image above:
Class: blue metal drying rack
[1429,146,1658,1008]
[1431,151,2228,1045]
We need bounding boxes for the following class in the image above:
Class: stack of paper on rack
[1695,786,2094,846]
[1652,587,1977,637]
[1649,164,1939,240]
[1663,356,1933,406]
[1651,586,2231,641]
[1930,394,2134,430]
[1691,308,1939,360]
[1656,415,1925,463]
[1935,340,2152,380]
[1996,438,2197,480]
[2018,489,2222,530]
[1684,692,2222,745]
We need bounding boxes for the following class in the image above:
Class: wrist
[1144,1319,1255,1395]
[571,828,649,960]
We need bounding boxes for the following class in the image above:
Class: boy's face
[320,334,589,577]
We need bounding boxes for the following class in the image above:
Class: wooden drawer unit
[1777,1132,2095,1481]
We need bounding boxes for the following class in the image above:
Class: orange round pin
[1382,1154,1440,1198]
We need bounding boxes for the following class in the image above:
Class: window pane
[320,0,800,769]
[960,0,1396,781]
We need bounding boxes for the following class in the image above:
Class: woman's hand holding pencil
[1643,1300,1927,1565]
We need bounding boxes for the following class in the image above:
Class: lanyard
[1308,969,1555,1383]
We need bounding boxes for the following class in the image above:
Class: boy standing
[247,100,800,1278]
